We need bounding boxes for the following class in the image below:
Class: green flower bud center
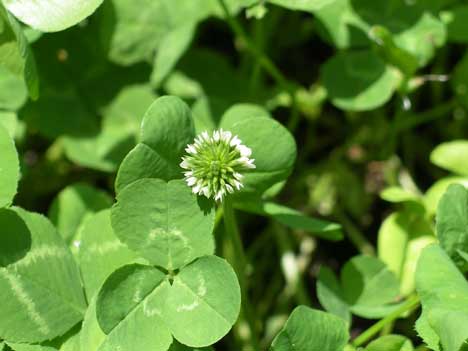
[210,161,222,176]
[181,129,255,200]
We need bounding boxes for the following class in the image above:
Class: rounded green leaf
[219,103,271,129]
[321,50,400,111]
[378,211,434,295]
[430,140,468,176]
[424,177,468,216]
[63,85,156,173]
[0,125,19,208]
[2,0,104,32]
[164,256,241,347]
[94,264,172,351]
[416,244,468,351]
[341,255,400,318]
[316,266,351,324]
[270,306,349,351]
[104,0,239,66]
[436,184,468,271]
[314,0,445,66]
[7,344,57,351]
[80,297,105,351]
[223,117,296,194]
[0,7,39,99]
[391,11,446,67]
[97,264,167,334]
[313,0,369,49]
[111,179,215,270]
[365,335,414,351]
[399,236,435,297]
[151,24,196,87]
[168,341,213,351]
[59,330,81,351]
[0,207,86,342]
[0,66,27,111]
[115,96,195,192]
[79,209,140,299]
[268,0,336,12]
[95,258,237,350]
[48,183,112,245]
[380,187,422,205]
[0,111,20,139]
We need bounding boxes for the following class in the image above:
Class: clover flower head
[180,129,256,201]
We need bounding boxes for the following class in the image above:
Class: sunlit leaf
[2,0,104,32]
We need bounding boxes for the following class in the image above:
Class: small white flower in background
[180,129,256,201]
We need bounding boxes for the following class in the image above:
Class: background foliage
[1,0,468,350]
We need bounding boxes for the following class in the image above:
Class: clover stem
[352,294,420,347]
[214,206,224,231]
[223,198,261,351]
[393,98,456,132]
[217,0,300,132]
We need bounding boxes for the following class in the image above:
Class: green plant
[1,0,468,351]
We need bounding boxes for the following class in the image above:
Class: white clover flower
[180,129,256,201]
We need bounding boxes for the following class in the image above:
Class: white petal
[215,189,225,201]
[233,172,243,181]
[185,144,197,154]
[246,159,256,169]
[194,136,203,145]
[223,130,232,141]
[226,184,234,193]
[237,144,252,157]
[238,156,256,168]
[184,171,193,177]
[233,180,243,190]
[230,135,241,147]
[202,131,209,140]
[202,186,210,197]
[180,159,190,169]
[187,177,197,186]
[213,130,220,142]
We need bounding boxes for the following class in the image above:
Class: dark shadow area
[197,194,215,216]
[0,209,32,267]
[340,259,365,306]
[350,0,424,35]
[322,50,387,99]
[20,1,150,140]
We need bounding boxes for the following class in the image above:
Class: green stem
[223,198,261,350]
[379,320,394,337]
[248,15,265,97]
[218,0,289,88]
[352,294,420,347]
[394,99,456,132]
[218,0,300,132]
[214,206,224,231]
